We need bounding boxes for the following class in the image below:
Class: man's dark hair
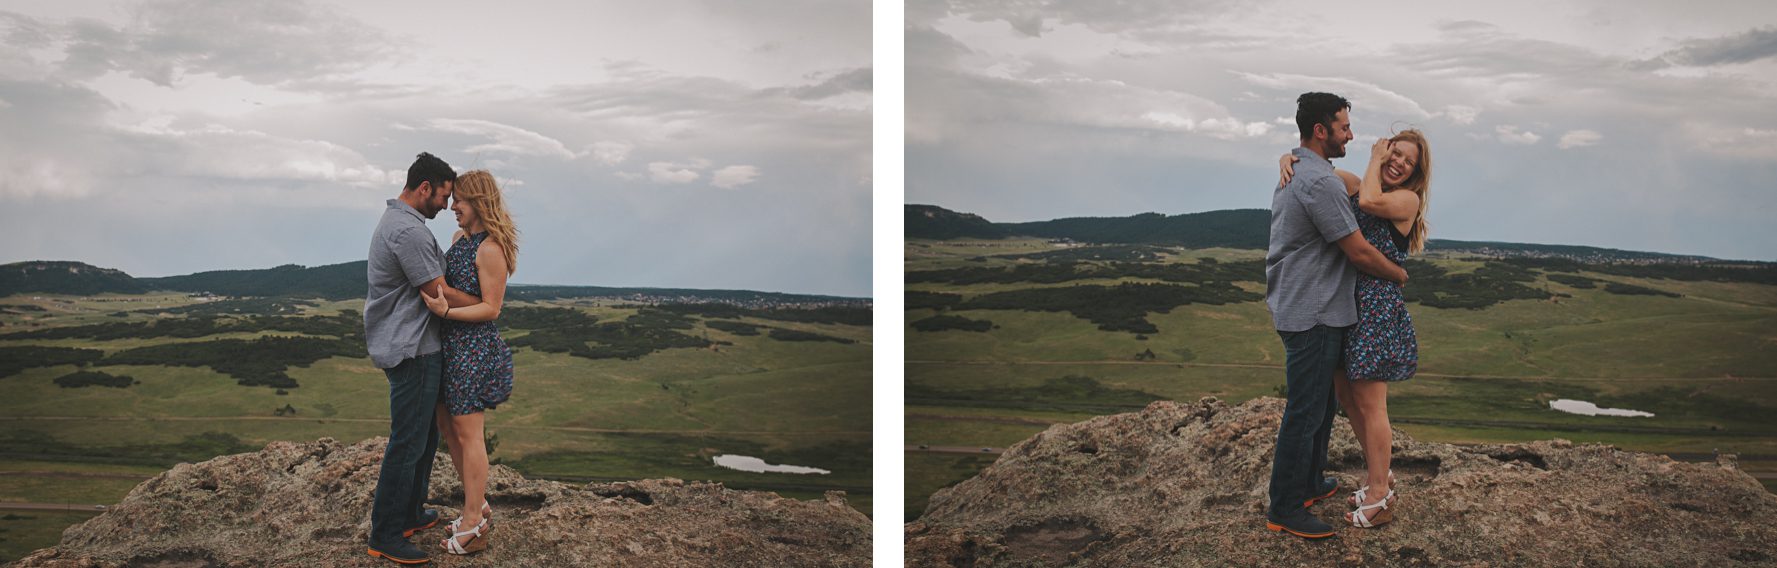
[1295,92,1351,140]
[404,152,457,191]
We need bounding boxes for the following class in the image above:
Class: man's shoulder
[377,207,426,230]
[1284,168,1340,196]
[371,217,430,254]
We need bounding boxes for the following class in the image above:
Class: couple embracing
[363,152,520,563]
[1264,92,1434,538]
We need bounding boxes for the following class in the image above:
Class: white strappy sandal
[1348,489,1396,528]
[441,516,489,555]
[447,502,494,535]
[1349,469,1396,507]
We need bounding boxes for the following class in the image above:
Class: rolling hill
[139,262,366,299]
[0,262,147,296]
[1,260,867,304]
[906,204,1736,263]
[906,204,1008,240]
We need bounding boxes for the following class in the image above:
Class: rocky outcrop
[905,397,1777,567]
[13,437,870,567]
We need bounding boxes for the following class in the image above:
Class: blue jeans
[1268,325,1345,518]
[370,351,442,545]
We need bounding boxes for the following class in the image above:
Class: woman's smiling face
[1381,140,1420,188]
[451,196,479,230]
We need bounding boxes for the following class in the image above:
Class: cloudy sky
[0,0,871,296]
[907,0,1777,261]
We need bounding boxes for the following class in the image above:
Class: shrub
[910,315,993,333]
[53,371,133,389]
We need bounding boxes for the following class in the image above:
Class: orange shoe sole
[403,517,440,538]
[368,548,431,564]
[1265,521,1335,539]
[1304,485,1338,508]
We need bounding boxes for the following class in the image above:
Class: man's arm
[1336,232,1407,284]
[420,275,481,307]
[391,225,479,306]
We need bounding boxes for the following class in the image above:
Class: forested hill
[906,204,1731,263]
[140,262,366,299]
[0,261,147,296]
[0,260,867,305]
[999,209,1271,249]
[906,204,1008,240]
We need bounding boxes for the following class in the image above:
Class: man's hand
[421,276,481,308]
[419,283,449,317]
[1336,231,1408,284]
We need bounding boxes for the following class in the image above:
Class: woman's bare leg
[435,403,464,479]
[447,410,487,544]
[1334,370,1368,458]
[1348,379,1393,501]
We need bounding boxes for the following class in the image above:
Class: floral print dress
[442,231,514,415]
[1344,192,1418,382]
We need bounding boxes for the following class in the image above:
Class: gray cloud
[710,165,761,188]
[1233,72,1433,119]
[939,0,1242,37]
[1643,26,1777,68]
[781,67,872,100]
[425,119,580,161]
[1397,23,1616,83]
[44,0,398,88]
[907,25,1279,148]
[0,11,55,49]
[0,79,118,198]
[0,1,872,296]
[906,25,975,70]
[543,67,870,155]
[908,1,1777,261]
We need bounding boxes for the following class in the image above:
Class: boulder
[905,397,1777,567]
[15,437,870,567]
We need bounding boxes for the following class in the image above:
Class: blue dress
[442,232,514,415]
[1344,192,1418,381]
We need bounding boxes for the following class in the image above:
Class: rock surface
[905,397,1777,567]
[13,437,870,567]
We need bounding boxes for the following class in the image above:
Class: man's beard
[420,189,442,218]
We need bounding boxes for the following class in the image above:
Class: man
[364,152,481,564]
[1262,93,1408,539]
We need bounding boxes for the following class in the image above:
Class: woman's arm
[416,232,481,308]
[1277,153,1298,187]
[1280,155,1364,198]
[1358,138,1421,222]
[1334,169,1361,197]
[421,243,508,322]
[418,276,481,307]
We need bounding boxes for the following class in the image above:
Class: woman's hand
[421,283,449,318]
[1277,153,1299,187]
[1370,137,1392,164]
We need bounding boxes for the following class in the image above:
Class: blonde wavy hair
[1389,129,1432,255]
[453,170,519,275]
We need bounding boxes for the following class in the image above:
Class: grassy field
[0,511,99,563]
[904,238,1777,519]
[0,294,871,562]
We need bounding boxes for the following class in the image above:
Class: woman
[1280,130,1431,528]
[420,169,518,554]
